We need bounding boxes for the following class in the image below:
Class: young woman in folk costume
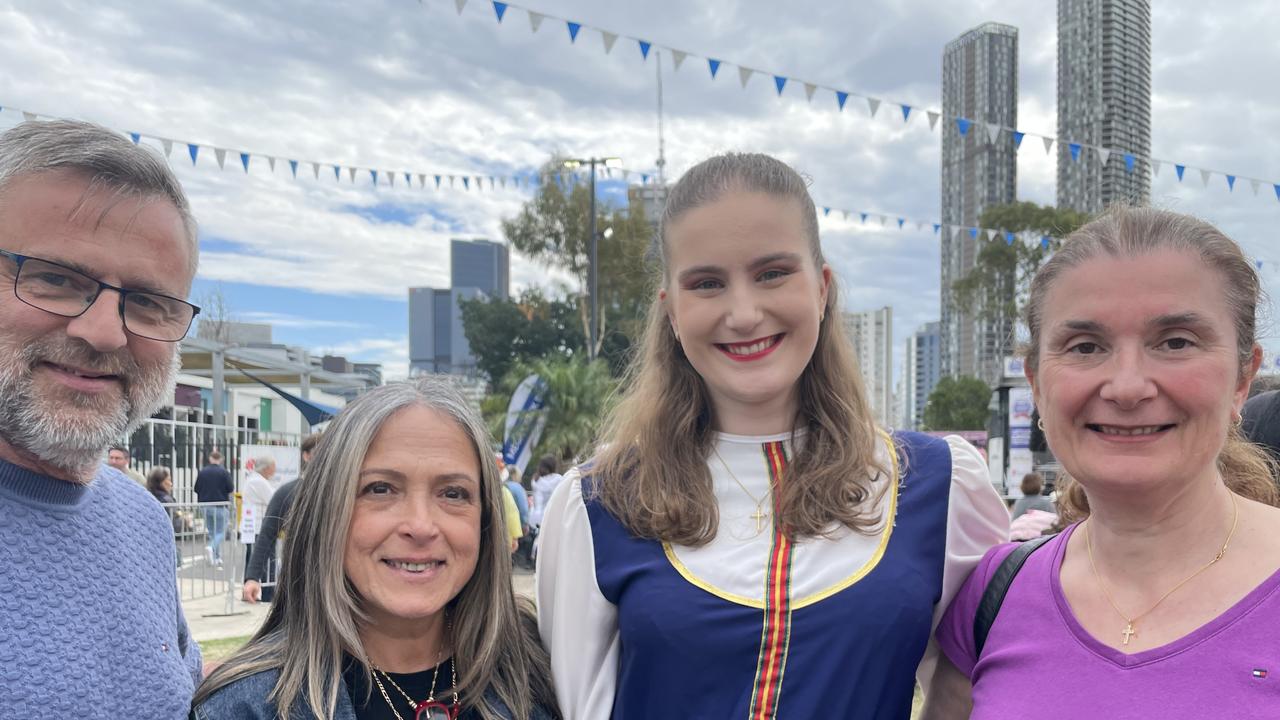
[536,152,1010,719]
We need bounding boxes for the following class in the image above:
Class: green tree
[501,156,654,367]
[460,287,585,386]
[483,354,617,465]
[922,376,992,431]
[951,202,1091,363]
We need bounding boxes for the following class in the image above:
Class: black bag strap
[972,533,1056,657]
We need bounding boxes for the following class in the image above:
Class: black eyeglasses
[0,248,200,342]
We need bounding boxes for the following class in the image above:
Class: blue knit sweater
[0,457,202,717]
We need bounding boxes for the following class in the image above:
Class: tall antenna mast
[655,49,667,187]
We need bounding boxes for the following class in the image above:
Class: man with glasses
[0,120,203,717]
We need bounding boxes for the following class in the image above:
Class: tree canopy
[922,375,992,431]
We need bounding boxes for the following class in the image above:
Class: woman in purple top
[927,208,1280,719]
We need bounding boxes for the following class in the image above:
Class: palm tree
[487,355,617,466]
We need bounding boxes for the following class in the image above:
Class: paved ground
[187,565,537,643]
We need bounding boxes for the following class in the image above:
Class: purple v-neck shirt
[937,524,1280,719]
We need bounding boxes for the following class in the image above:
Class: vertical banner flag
[502,374,551,478]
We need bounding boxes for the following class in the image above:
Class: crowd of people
[0,120,1277,719]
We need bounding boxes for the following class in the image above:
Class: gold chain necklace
[1083,491,1239,646]
[712,446,771,535]
[369,628,460,720]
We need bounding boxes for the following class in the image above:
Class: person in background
[243,432,322,604]
[927,208,1280,719]
[528,455,563,529]
[1241,389,1280,480]
[502,483,523,554]
[107,443,146,485]
[505,466,534,570]
[195,448,235,566]
[193,378,558,719]
[1010,472,1055,520]
[0,118,202,715]
[240,455,277,576]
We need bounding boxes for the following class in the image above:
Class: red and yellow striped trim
[748,441,793,720]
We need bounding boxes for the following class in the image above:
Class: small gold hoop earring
[1037,418,1045,432]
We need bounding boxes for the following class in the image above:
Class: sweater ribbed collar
[0,456,94,509]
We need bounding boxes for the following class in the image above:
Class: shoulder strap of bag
[973,533,1056,657]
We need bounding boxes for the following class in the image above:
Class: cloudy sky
[3,0,1278,381]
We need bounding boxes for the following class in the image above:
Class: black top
[245,478,299,582]
[194,463,234,503]
[343,654,477,720]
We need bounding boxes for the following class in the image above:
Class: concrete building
[844,307,894,427]
[941,22,1019,386]
[1057,0,1151,213]
[904,321,943,430]
[409,239,510,379]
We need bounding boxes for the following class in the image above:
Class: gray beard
[0,334,179,483]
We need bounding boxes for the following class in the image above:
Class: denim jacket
[192,668,551,720]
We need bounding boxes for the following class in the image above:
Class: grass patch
[199,635,252,663]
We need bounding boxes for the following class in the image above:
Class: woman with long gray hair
[193,378,558,719]
[537,152,1009,718]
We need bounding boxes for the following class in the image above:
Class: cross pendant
[751,507,768,534]
[1121,622,1136,646]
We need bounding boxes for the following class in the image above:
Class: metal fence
[161,500,238,613]
[127,418,301,504]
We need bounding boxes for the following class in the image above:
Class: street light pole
[564,156,620,361]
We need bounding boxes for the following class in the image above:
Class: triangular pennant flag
[823,207,830,217]
[454,0,467,15]
[601,31,617,54]
[418,173,426,188]
[405,172,412,186]
[1250,179,1261,195]
[186,144,197,165]
[21,111,35,121]
[988,229,998,242]
[1041,236,1051,249]
[215,148,227,169]
[774,76,787,96]
[1097,147,1111,166]
[638,40,651,60]
[901,105,912,123]
[836,91,849,111]
[1226,175,1236,191]
[162,139,174,158]
[1068,143,1081,162]
[1041,136,1054,154]
[388,172,394,187]
[1274,184,1280,201]
[477,175,485,189]
[1175,164,1186,181]
[986,123,1001,144]
[860,212,868,223]
[463,177,471,190]
[240,152,250,173]
[708,58,721,78]
[1152,159,1162,176]
[897,218,905,229]
[311,162,320,180]
[738,66,753,88]
[843,211,850,220]
[1124,154,1135,174]
[129,132,141,144]
[956,118,971,136]
[500,177,506,188]
[334,165,341,181]
[348,167,357,182]
[267,157,276,172]
[671,49,687,71]
[1006,232,1015,245]
[527,10,544,32]
[434,175,442,189]
[916,221,924,231]
[1012,131,1025,148]
[289,160,299,178]
[804,83,817,102]
[492,1,507,22]
[566,22,581,43]
[866,97,880,118]
[927,111,940,131]
[878,215,887,226]
[1257,260,1264,271]
[969,228,979,239]
[933,223,941,234]
[1200,169,1211,187]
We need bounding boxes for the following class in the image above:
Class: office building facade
[904,321,943,430]
[408,239,510,378]
[844,307,894,427]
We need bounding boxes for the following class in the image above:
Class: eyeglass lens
[15,257,194,340]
